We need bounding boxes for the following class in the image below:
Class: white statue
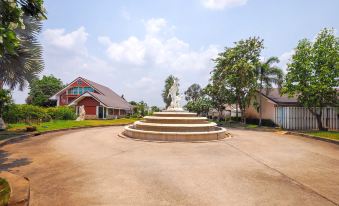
[167,78,184,111]
[76,105,86,121]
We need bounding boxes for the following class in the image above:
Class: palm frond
[0,15,44,90]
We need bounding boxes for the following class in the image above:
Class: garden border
[285,131,339,145]
[0,123,131,147]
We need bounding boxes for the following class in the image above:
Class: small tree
[282,28,339,130]
[257,57,284,126]
[185,96,212,116]
[27,75,64,106]
[184,83,202,101]
[150,106,160,113]
[204,81,233,121]
[161,75,178,108]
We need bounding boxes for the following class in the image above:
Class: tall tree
[0,1,46,128]
[213,37,264,123]
[282,28,339,130]
[184,83,202,101]
[257,57,284,126]
[0,14,44,90]
[27,75,64,106]
[162,75,178,108]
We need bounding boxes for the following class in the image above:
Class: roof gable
[62,77,132,109]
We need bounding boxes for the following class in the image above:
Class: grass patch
[304,131,339,141]
[245,124,258,129]
[3,118,139,135]
[0,178,10,206]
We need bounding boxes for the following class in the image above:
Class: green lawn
[0,178,10,206]
[304,131,339,141]
[4,118,139,133]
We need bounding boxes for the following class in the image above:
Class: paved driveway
[0,127,338,205]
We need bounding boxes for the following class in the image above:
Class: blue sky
[12,0,339,107]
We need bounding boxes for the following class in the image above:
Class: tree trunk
[235,102,239,118]
[0,80,6,130]
[315,114,325,131]
[309,108,326,131]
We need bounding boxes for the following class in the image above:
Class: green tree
[184,83,202,101]
[0,0,46,57]
[282,28,339,130]
[27,75,64,106]
[185,96,211,116]
[150,106,160,113]
[0,14,44,90]
[129,100,149,117]
[204,80,233,121]
[137,101,149,117]
[0,89,12,130]
[162,75,178,108]
[257,57,284,126]
[213,37,264,123]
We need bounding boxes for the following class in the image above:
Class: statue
[167,78,184,111]
[76,105,86,121]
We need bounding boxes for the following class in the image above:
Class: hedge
[3,104,76,123]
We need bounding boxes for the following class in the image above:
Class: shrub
[245,118,277,127]
[3,104,51,123]
[46,106,76,120]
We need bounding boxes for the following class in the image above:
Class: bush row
[3,104,76,123]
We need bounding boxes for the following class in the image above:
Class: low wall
[0,171,30,206]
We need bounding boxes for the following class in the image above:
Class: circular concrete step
[144,116,208,124]
[153,112,197,117]
[134,121,218,132]
[123,125,227,141]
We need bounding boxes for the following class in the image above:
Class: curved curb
[0,123,130,147]
[285,131,339,145]
[0,171,30,206]
[118,132,232,143]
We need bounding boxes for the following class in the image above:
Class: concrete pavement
[0,127,338,205]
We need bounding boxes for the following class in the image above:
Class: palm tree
[0,15,44,129]
[257,57,284,126]
[0,15,44,90]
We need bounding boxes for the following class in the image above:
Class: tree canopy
[27,75,64,107]
[282,28,339,130]
[211,37,264,122]
[184,83,202,102]
[0,0,46,57]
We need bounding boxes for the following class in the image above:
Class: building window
[77,79,82,85]
[84,87,94,93]
[79,87,83,95]
[68,87,79,95]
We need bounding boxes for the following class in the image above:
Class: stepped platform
[123,111,226,141]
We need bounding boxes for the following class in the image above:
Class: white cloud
[201,0,247,10]
[43,27,88,54]
[99,36,146,65]
[145,18,168,34]
[99,18,218,71]
[279,50,294,73]
[13,19,219,107]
